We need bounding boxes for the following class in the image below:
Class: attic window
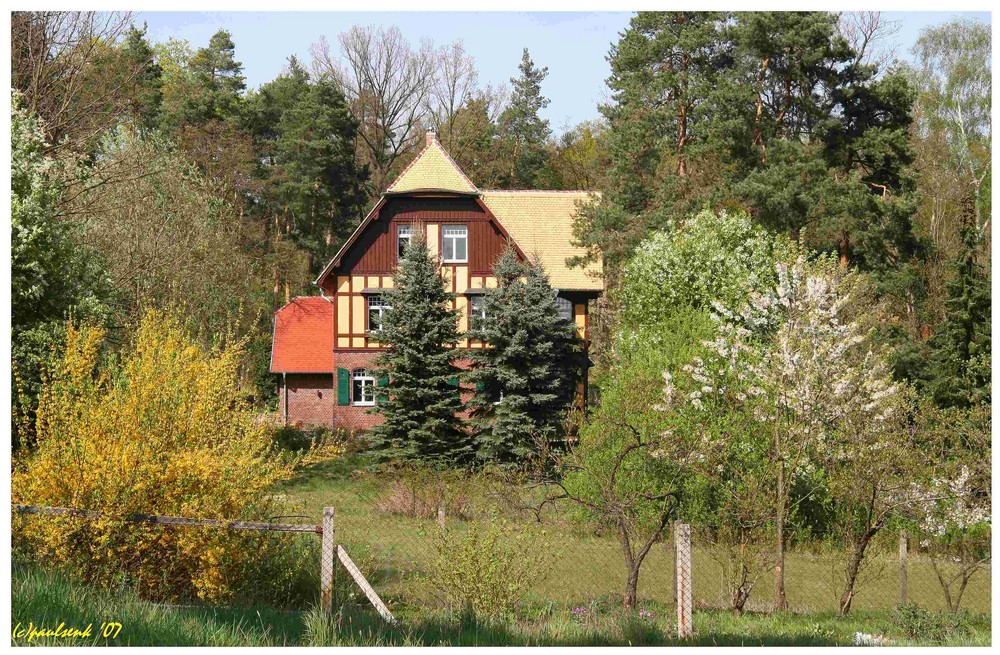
[397,224,413,260]
[442,225,468,263]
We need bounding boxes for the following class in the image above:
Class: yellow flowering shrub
[13,311,307,604]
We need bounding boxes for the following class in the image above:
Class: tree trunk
[839,231,851,270]
[624,562,640,610]
[774,464,787,611]
[752,57,770,163]
[839,530,876,615]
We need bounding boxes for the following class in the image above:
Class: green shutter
[337,368,351,406]
[377,376,389,405]
[475,382,485,393]
[447,377,459,388]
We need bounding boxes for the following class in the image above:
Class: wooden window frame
[351,368,376,406]
[441,224,468,263]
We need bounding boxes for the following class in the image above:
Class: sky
[137,11,992,134]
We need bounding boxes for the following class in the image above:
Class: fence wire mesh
[319,469,991,621]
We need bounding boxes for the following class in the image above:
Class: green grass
[280,453,992,616]
[11,566,307,646]
[11,566,990,646]
[12,453,989,646]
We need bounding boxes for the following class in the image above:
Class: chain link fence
[317,473,991,624]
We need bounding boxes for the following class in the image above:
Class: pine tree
[499,48,552,188]
[465,249,580,468]
[926,196,991,408]
[178,29,246,125]
[369,236,471,465]
[251,57,369,272]
[121,24,163,131]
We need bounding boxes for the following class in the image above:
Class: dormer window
[397,224,413,260]
[442,225,468,263]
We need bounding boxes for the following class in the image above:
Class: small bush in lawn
[12,311,301,604]
[892,604,972,643]
[373,465,475,520]
[427,518,559,620]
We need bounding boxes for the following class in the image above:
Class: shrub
[373,465,476,521]
[617,209,794,333]
[12,311,300,604]
[892,604,973,643]
[427,519,559,620]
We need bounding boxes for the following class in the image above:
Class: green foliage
[428,519,558,620]
[618,209,794,330]
[892,605,976,643]
[169,29,246,126]
[369,237,470,465]
[250,57,370,271]
[924,198,991,408]
[11,93,113,448]
[582,11,922,293]
[121,23,164,131]
[465,250,580,468]
[498,49,552,188]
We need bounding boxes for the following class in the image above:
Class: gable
[386,137,478,194]
[315,133,603,292]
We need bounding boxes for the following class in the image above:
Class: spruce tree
[926,196,991,408]
[465,249,580,468]
[369,236,471,465]
[499,48,552,188]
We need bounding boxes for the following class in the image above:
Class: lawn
[11,451,989,647]
[11,566,990,646]
[279,452,992,617]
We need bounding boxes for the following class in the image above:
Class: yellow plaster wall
[351,295,366,334]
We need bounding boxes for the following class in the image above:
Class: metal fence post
[675,522,693,639]
[321,506,336,613]
[899,530,908,607]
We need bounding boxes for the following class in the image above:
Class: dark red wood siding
[335,196,515,275]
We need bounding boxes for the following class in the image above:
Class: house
[270,132,603,430]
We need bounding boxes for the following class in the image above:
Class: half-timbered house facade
[270,132,603,429]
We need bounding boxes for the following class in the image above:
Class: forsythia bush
[13,311,302,603]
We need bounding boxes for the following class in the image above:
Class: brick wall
[279,373,336,428]
[278,354,560,431]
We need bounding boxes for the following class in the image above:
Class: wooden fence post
[321,506,335,613]
[675,522,693,639]
[437,504,446,529]
[899,530,908,607]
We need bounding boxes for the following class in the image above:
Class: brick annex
[270,132,604,430]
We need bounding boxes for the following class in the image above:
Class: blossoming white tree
[688,255,910,612]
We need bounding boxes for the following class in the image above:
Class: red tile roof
[270,296,334,373]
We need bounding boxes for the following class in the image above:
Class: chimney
[426,130,436,146]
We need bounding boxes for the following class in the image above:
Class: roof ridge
[481,189,598,194]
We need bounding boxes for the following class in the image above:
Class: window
[554,296,574,323]
[469,294,486,324]
[442,225,468,263]
[367,295,391,332]
[352,368,376,406]
[397,224,413,259]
